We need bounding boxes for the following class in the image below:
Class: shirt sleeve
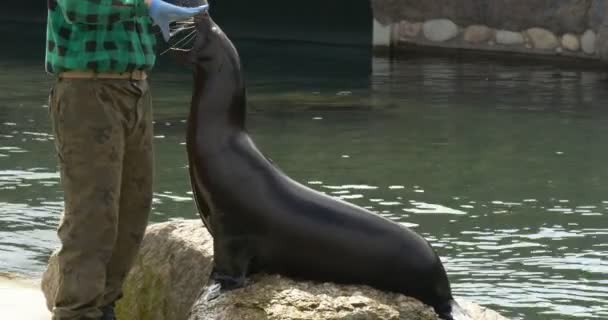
[56,0,148,25]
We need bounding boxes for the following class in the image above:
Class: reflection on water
[1,25,608,319]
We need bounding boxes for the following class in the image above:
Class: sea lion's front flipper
[202,268,248,301]
[203,235,253,300]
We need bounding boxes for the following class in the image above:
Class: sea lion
[172,11,466,320]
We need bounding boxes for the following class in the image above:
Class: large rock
[463,25,494,44]
[495,30,525,45]
[116,220,214,320]
[41,220,215,320]
[561,33,581,51]
[526,28,559,50]
[189,275,438,320]
[41,220,509,320]
[398,20,423,39]
[581,29,597,54]
[422,19,459,42]
[189,275,509,320]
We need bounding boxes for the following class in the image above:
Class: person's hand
[146,0,209,41]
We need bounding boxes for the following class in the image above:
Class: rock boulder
[188,275,510,320]
[41,220,214,320]
[423,19,460,42]
[41,220,509,320]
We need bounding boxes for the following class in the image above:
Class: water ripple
[404,201,467,215]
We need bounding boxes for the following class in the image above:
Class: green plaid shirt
[46,0,157,74]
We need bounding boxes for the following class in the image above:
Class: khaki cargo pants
[48,78,154,319]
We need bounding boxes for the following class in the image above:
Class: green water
[1,23,607,320]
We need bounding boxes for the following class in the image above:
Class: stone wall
[372,0,608,63]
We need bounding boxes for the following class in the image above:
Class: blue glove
[149,0,209,41]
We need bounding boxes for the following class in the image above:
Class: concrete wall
[372,0,608,63]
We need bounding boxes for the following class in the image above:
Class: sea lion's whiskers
[171,23,195,32]
[169,25,196,38]
[161,29,197,55]
[176,18,194,24]
[171,23,195,30]
[174,20,195,25]
[169,21,196,36]
[152,20,195,37]
[176,29,198,48]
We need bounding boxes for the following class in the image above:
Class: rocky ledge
[373,0,608,62]
[41,220,509,320]
[389,18,601,61]
[188,274,508,320]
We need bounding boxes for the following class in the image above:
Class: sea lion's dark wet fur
[172,12,460,320]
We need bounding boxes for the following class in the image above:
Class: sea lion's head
[170,10,233,69]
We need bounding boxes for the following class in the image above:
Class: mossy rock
[42,220,508,320]
[41,220,214,320]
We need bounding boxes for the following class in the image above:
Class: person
[45,0,208,319]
